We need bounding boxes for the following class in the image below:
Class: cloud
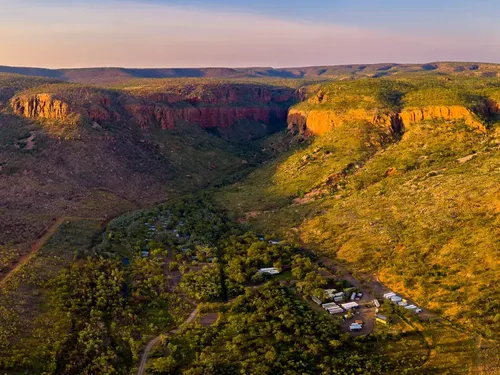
[0,0,498,68]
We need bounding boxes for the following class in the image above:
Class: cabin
[327,306,344,314]
[322,302,337,309]
[383,292,396,299]
[341,302,360,310]
[311,296,322,305]
[390,295,403,303]
[373,299,381,308]
[259,267,280,275]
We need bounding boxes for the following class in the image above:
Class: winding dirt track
[0,216,104,287]
[137,308,199,375]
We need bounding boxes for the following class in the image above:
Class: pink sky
[1,0,499,68]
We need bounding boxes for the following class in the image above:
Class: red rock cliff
[11,84,296,133]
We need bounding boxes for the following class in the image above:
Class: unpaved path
[0,216,104,287]
[137,308,198,375]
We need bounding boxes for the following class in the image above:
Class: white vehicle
[349,323,363,332]
[415,308,423,314]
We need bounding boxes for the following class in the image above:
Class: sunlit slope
[216,77,500,338]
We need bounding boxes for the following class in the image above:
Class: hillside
[216,76,500,342]
[0,75,296,265]
[2,61,500,84]
[1,69,499,374]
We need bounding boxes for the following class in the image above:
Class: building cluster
[312,289,362,316]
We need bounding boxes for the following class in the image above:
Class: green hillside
[215,76,500,341]
[1,70,499,374]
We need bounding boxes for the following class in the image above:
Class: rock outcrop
[11,94,72,120]
[287,108,399,135]
[10,85,296,136]
[288,105,490,136]
[400,106,487,132]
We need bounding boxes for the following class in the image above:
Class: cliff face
[126,104,288,130]
[400,106,487,132]
[287,108,395,135]
[10,85,296,136]
[288,105,491,136]
[11,94,72,120]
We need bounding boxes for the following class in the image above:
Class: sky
[1,0,500,68]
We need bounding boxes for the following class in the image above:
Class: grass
[215,81,500,346]
[0,219,102,372]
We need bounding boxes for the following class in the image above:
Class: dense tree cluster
[149,284,424,375]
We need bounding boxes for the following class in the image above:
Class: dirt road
[137,308,199,375]
[0,216,104,288]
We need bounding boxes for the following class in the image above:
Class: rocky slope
[287,79,500,136]
[10,83,296,141]
[216,76,500,343]
[1,78,298,254]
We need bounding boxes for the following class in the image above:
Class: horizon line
[1,61,499,71]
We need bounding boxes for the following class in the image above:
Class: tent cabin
[376,314,388,324]
[259,267,280,275]
[328,307,344,314]
[322,302,338,309]
[390,295,403,303]
[341,302,360,310]
[311,296,322,305]
[384,292,396,299]
[398,301,408,307]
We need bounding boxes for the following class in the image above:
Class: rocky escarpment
[400,106,488,132]
[10,85,297,138]
[11,93,72,120]
[287,108,399,136]
[288,104,492,136]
